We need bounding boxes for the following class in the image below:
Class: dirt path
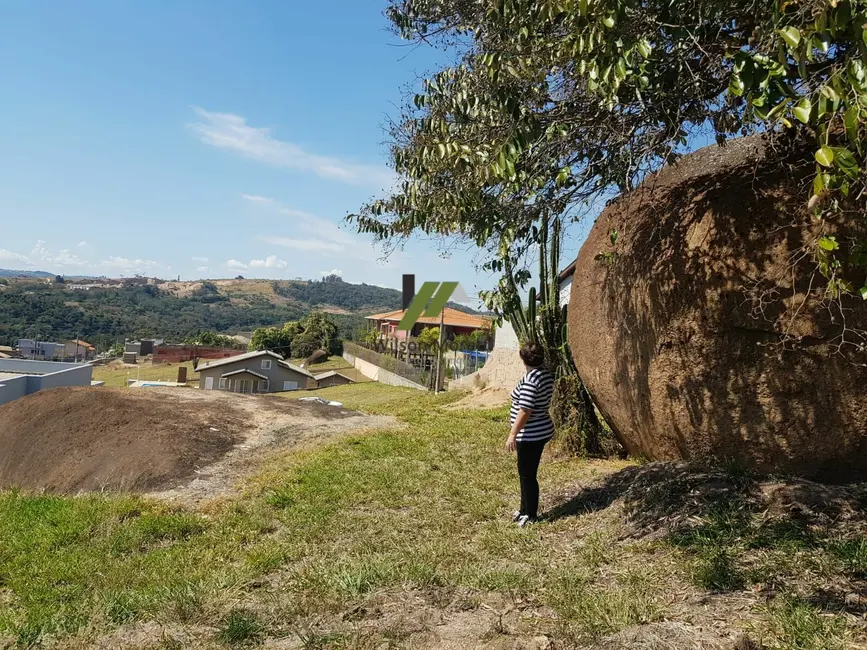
[149,391,398,506]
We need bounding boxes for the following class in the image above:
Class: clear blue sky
[0,1,589,299]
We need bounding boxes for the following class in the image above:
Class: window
[261,359,272,370]
[283,381,298,391]
[260,380,270,393]
[219,377,227,389]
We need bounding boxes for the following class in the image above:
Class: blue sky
[0,1,589,299]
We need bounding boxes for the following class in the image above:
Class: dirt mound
[569,133,867,482]
[0,387,245,492]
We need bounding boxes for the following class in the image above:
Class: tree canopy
[249,313,343,358]
[352,0,867,296]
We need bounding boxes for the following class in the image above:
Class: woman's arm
[505,408,532,452]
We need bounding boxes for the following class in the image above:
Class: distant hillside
[0,276,482,349]
[0,269,54,278]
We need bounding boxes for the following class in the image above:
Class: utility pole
[434,308,445,394]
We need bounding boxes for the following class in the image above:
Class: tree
[352,0,867,300]
[249,326,294,357]
[417,326,441,348]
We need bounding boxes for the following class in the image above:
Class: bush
[549,375,622,458]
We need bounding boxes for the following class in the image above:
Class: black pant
[517,439,548,519]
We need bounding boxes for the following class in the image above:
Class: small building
[314,370,355,389]
[17,339,65,360]
[366,307,492,342]
[63,339,95,361]
[197,350,315,394]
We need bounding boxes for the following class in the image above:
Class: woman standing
[505,343,556,527]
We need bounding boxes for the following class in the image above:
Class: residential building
[63,339,95,361]
[17,339,65,360]
[557,261,576,306]
[197,350,315,394]
[366,307,492,342]
[0,358,96,406]
[314,370,355,389]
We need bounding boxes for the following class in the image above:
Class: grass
[0,382,864,648]
[92,361,200,388]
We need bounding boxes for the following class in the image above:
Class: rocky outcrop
[569,134,867,482]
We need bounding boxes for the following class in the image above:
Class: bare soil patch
[445,387,511,410]
[0,387,394,498]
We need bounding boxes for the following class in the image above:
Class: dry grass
[92,361,200,388]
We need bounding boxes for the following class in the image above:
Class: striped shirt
[509,367,555,442]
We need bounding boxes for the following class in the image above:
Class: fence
[343,341,428,386]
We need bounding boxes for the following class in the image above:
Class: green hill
[0,277,405,348]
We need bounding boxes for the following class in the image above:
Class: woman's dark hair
[519,342,545,368]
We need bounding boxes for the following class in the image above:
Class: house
[557,261,576,306]
[17,339,65,360]
[196,350,315,394]
[366,307,492,342]
[314,370,355,389]
[63,339,95,361]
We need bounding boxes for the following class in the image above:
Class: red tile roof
[366,307,491,329]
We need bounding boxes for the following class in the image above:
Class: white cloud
[227,259,248,270]
[190,107,395,189]
[192,256,209,263]
[99,256,161,274]
[77,241,90,248]
[249,255,288,269]
[259,236,344,252]
[321,269,343,277]
[240,194,275,204]
[0,249,32,266]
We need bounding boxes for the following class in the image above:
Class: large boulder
[569,134,867,482]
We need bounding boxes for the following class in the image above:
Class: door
[205,376,214,390]
[283,381,298,391]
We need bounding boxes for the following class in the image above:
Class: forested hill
[0,276,406,348]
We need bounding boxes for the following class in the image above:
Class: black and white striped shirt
[509,367,555,442]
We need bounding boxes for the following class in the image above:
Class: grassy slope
[92,362,200,388]
[0,384,863,648]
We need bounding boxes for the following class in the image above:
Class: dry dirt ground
[444,387,511,410]
[0,386,395,501]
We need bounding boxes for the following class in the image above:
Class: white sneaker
[511,511,522,522]
[516,515,531,527]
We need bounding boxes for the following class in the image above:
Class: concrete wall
[0,360,93,407]
[342,352,428,391]
[494,321,520,351]
[559,275,573,306]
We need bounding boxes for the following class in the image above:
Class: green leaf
[602,15,615,28]
[813,172,825,196]
[779,26,801,48]
[815,146,835,167]
[636,39,652,58]
[792,97,812,124]
[437,143,446,159]
[615,58,627,80]
[818,235,839,251]
[844,105,860,143]
[860,286,867,300]
[556,167,569,187]
[578,0,588,16]
[820,84,840,103]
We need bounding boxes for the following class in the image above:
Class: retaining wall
[342,352,428,391]
[0,360,94,407]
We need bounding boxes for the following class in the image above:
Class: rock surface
[569,133,867,482]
